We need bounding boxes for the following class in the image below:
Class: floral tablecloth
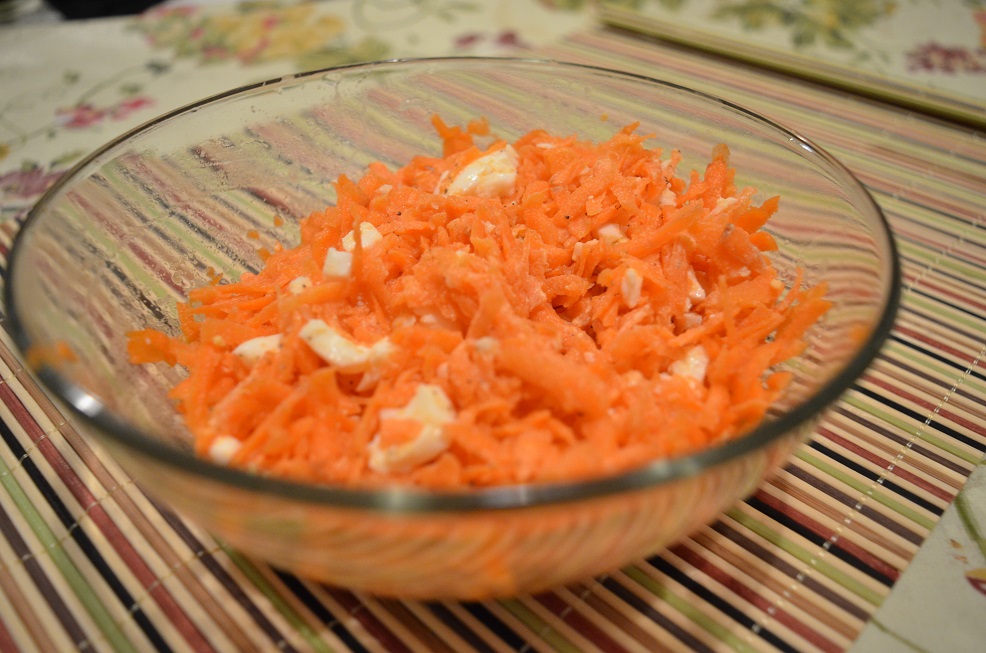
[0,0,593,222]
[599,0,986,128]
[1,2,984,652]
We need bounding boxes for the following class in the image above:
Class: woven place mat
[1,29,985,653]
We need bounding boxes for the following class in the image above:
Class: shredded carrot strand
[128,119,831,489]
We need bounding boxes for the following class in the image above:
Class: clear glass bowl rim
[3,57,902,513]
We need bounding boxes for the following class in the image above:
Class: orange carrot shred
[127,118,829,489]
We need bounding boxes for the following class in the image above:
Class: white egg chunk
[232,334,283,366]
[685,268,707,311]
[287,276,312,295]
[473,336,498,354]
[299,319,393,373]
[597,223,625,245]
[710,196,737,217]
[446,145,519,198]
[208,435,241,465]
[687,269,706,303]
[341,221,383,252]
[322,247,353,278]
[369,384,456,474]
[432,170,450,195]
[669,345,710,385]
[682,312,703,329]
[621,268,643,308]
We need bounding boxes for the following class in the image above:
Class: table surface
[1,2,984,652]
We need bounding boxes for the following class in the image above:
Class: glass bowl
[4,58,899,599]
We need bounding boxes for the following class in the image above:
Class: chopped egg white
[299,319,393,373]
[341,222,383,252]
[432,170,449,195]
[355,368,383,393]
[710,196,738,217]
[445,145,519,198]
[287,276,312,295]
[232,334,282,366]
[669,345,709,385]
[687,269,706,303]
[597,223,625,245]
[208,435,241,465]
[368,384,456,474]
[682,312,703,329]
[621,268,643,308]
[322,247,353,278]
[413,311,458,330]
[392,314,417,328]
[473,336,498,353]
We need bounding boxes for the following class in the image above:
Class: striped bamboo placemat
[1,27,984,653]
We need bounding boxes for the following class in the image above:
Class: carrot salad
[127,117,830,489]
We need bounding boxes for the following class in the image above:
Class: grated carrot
[127,120,831,489]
